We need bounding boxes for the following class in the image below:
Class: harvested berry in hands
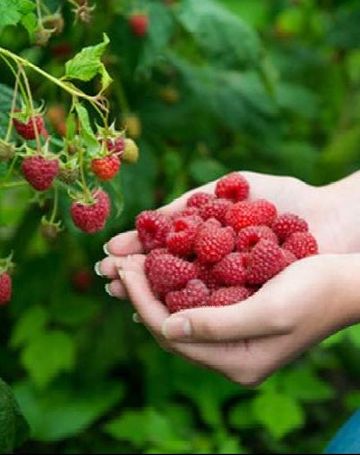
[136,173,319,313]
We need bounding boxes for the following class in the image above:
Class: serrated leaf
[74,103,99,152]
[65,34,112,91]
[0,378,30,453]
[176,0,261,69]
[0,0,35,31]
[11,305,49,348]
[14,381,123,442]
[21,331,75,389]
[252,392,304,439]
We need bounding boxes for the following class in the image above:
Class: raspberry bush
[0,0,359,453]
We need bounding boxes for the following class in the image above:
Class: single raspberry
[165,279,210,313]
[199,198,233,224]
[208,286,251,307]
[272,213,309,241]
[136,211,171,252]
[224,201,256,232]
[282,248,297,266]
[129,13,149,36]
[166,215,202,256]
[72,268,93,293]
[251,199,277,226]
[283,232,318,259]
[247,239,287,285]
[236,225,278,252]
[215,172,249,202]
[106,137,125,155]
[145,253,197,295]
[212,252,249,286]
[144,248,168,275]
[91,155,121,181]
[187,192,215,209]
[21,155,59,191]
[71,189,110,234]
[194,226,235,263]
[194,261,218,290]
[199,218,222,231]
[13,114,48,140]
[122,138,139,164]
[0,272,12,305]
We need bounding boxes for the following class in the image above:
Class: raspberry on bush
[71,189,111,234]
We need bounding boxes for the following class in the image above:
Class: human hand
[98,170,352,297]
[115,252,360,386]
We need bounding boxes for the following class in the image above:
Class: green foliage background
[0,0,360,452]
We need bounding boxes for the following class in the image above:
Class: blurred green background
[1,0,360,452]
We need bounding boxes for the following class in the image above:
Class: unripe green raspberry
[123,138,139,164]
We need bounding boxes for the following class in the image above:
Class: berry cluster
[135,173,318,313]
[7,112,140,235]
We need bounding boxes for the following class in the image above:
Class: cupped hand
[98,171,348,297]
[113,252,359,386]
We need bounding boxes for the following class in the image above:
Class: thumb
[162,289,291,342]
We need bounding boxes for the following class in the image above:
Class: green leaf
[280,366,334,402]
[0,0,35,31]
[21,331,75,389]
[347,324,360,349]
[74,103,99,152]
[14,381,123,442]
[65,34,112,91]
[0,378,30,453]
[252,392,304,439]
[11,305,49,348]
[20,12,37,37]
[176,0,261,69]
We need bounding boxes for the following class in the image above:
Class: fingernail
[103,243,110,255]
[162,317,191,340]
[105,283,113,297]
[132,312,141,323]
[94,261,103,277]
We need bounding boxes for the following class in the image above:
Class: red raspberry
[212,252,249,286]
[166,215,202,256]
[71,189,110,234]
[106,137,125,155]
[145,253,197,295]
[236,225,278,252]
[247,239,287,285]
[200,218,222,231]
[272,213,308,241]
[187,192,215,209]
[282,248,297,266]
[165,279,210,313]
[199,198,233,224]
[215,172,249,202]
[21,155,59,191]
[194,226,235,263]
[194,261,218,290]
[91,155,121,181]
[208,286,251,307]
[224,201,256,232]
[13,114,48,140]
[71,268,93,293]
[283,232,318,259]
[0,272,12,305]
[129,13,149,36]
[136,211,171,252]
[251,199,277,226]
[144,248,168,275]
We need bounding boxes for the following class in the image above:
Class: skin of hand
[96,171,360,385]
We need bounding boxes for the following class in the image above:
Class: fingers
[105,279,127,299]
[161,286,291,343]
[120,254,169,334]
[105,230,143,256]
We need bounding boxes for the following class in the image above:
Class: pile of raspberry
[135,173,318,313]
